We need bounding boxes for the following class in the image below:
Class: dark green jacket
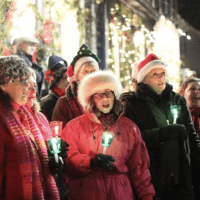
[121,83,200,200]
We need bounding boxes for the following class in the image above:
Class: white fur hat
[137,53,167,83]
[78,71,123,109]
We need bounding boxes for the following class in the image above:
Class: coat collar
[136,83,173,102]
[48,89,59,98]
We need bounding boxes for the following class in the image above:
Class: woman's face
[93,89,114,114]
[1,76,30,105]
[56,72,69,90]
[26,76,37,109]
[184,81,200,109]
[76,63,98,83]
[143,68,166,92]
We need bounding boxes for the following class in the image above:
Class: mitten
[159,124,186,142]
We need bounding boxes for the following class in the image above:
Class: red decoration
[39,18,58,45]
[3,46,11,56]
[67,65,74,77]
[44,69,55,84]
[6,1,16,27]
[123,32,131,43]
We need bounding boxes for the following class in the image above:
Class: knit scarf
[97,112,118,128]
[190,107,200,137]
[0,102,60,200]
[52,85,66,97]
[96,100,124,128]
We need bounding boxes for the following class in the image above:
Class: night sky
[178,0,200,30]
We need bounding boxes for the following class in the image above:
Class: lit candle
[49,121,63,163]
[54,126,59,136]
[102,130,114,154]
[47,138,61,163]
[170,105,181,124]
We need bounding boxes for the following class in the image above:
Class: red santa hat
[78,71,122,110]
[137,53,167,83]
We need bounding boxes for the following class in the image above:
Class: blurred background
[0,0,200,91]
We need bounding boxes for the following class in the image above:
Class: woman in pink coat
[0,56,60,200]
[25,68,68,200]
[62,71,155,200]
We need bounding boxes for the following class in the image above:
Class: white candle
[55,126,59,136]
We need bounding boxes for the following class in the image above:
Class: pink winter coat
[62,112,155,200]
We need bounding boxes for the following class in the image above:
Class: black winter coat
[16,49,44,97]
[121,83,200,200]
[40,90,59,122]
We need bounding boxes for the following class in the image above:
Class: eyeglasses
[93,91,114,99]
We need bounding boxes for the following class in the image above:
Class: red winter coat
[52,86,84,128]
[0,102,60,200]
[62,112,155,200]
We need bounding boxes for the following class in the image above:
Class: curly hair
[0,56,31,85]
[179,77,200,95]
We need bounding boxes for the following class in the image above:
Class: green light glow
[47,138,61,154]
[170,105,181,124]
[102,131,114,148]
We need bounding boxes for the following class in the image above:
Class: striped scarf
[0,102,60,200]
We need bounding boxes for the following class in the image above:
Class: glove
[48,139,69,175]
[159,124,187,142]
[90,154,115,170]
[59,140,69,159]
[48,150,63,175]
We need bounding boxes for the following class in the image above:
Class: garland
[0,0,15,54]
[108,2,155,91]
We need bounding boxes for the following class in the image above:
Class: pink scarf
[0,102,60,200]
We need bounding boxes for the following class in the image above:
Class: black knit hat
[44,55,68,89]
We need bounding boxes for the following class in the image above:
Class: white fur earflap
[78,70,123,109]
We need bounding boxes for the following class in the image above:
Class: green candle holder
[102,130,114,148]
[47,138,61,154]
[170,105,181,124]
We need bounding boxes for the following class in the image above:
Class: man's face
[19,42,36,56]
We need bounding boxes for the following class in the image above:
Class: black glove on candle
[48,139,69,175]
[159,124,186,142]
[90,154,115,170]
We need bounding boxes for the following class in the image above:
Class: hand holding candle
[48,121,63,163]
